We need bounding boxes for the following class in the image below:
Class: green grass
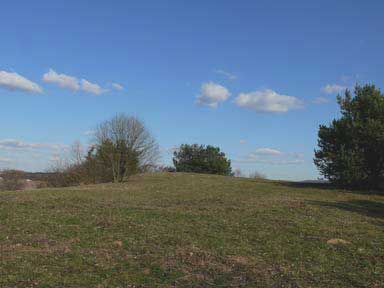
[0,173,383,287]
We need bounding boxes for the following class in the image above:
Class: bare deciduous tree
[249,170,266,179]
[94,114,159,182]
[234,169,243,177]
[70,140,85,165]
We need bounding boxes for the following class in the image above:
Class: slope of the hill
[0,173,383,287]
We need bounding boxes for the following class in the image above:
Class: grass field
[0,173,383,287]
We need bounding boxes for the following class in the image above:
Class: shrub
[0,170,26,191]
[44,114,160,187]
[249,171,266,179]
[84,142,138,183]
[173,144,232,176]
[45,164,88,187]
[151,165,176,173]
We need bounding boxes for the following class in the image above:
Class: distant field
[0,173,383,287]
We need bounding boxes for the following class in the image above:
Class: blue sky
[0,0,383,180]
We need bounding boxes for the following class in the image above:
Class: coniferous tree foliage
[173,144,232,176]
[314,84,384,188]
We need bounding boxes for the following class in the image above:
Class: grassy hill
[0,173,383,287]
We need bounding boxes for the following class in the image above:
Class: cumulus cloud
[322,84,347,94]
[312,96,329,104]
[214,69,237,80]
[0,139,68,151]
[43,69,80,91]
[43,69,107,95]
[81,79,106,95]
[111,83,124,91]
[0,70,42,94]
[196,82,230,108]
[235,89,303,113]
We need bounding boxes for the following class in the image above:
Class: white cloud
[234,148,304,165]
[239,139,247,145]
[235,89,303,113]
[0,70,42,94]
[312,96,329,104]
[81,79,106,95]
[84,130,96,136]
[0,156,11,163]
[111,83,124,91]
[196,82,230,108]
[235,157,304,165]
[43,69,80,91]
[253,148,282,156]
[43,69,107,95]
[49,156,61,162]
[0,139,68,151]
[322,84,346,94]
[266,159,304,165]
[214,69,237,80]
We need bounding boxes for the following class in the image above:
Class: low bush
[0,170,26,191]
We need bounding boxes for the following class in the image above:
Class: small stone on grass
[113,240,123,248]
[327,238,351,245]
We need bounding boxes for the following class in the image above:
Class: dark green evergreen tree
[314,84,384,188]
[173,144,232,176]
